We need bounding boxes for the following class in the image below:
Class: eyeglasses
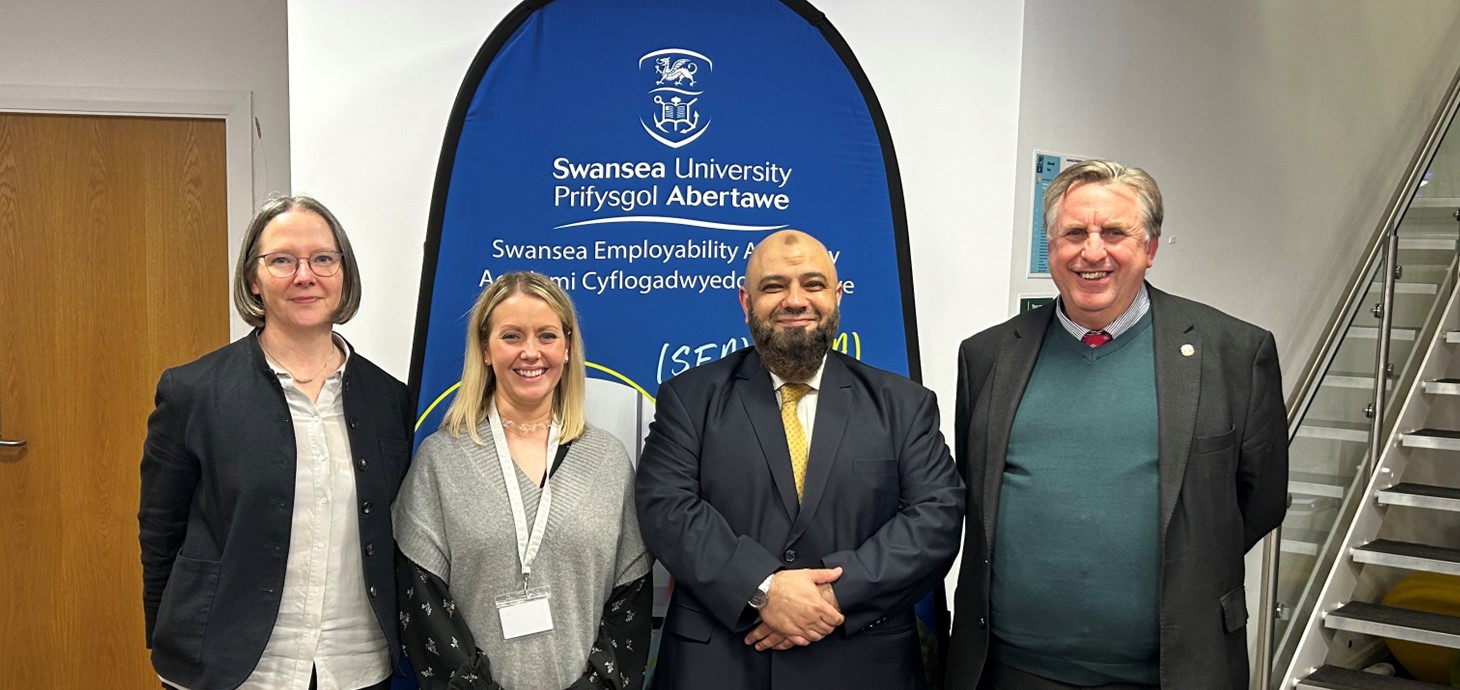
[255,251,345,278]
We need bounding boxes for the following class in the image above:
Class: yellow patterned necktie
[780,382,812,501]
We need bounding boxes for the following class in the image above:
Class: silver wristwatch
[749,574,774,609]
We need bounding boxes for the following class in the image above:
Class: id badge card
[496,586,554,639]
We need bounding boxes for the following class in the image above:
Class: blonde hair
[441,272,587,444]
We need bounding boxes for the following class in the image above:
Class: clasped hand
[743,567,842,652]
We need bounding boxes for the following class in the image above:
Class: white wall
[1012,1,1460,382]
[0,0,291,229]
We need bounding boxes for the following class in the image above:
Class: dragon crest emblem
[638,49,715,149]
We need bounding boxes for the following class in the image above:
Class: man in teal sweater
[947,160,1288,690]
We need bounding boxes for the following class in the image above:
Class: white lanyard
[488,401,561,588]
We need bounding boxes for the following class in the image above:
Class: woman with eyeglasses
[138,196,413,690]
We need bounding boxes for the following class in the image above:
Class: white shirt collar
[1055,284,1151,341]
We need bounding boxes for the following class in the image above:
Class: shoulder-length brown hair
[230,195,362,327]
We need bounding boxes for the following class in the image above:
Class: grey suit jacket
[637,348,965,690]
[946,285,1288,690]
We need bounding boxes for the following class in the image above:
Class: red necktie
[1082,330,1113,348]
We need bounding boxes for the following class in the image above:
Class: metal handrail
[1281,68,1460,434]
[1257,64,1460,690]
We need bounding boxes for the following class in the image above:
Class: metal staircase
[1267,68,1460,689]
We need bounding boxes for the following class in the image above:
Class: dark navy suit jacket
[636,348,965,690]
[139,331,413,690]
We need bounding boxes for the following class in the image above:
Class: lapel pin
[1181,344,1195,357]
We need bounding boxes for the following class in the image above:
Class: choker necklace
[260,341,335,384]
[500,417,552,434]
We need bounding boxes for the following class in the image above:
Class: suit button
[369,585,378,598]
[362,501,374,514]
[979,617,987,629]
[365,543,375,556]
[349,417,359,429]
[357,457,368,471]
[783,549,797,562]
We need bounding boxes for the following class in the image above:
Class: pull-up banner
[409,0,930,683]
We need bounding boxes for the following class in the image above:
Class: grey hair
[1043,160,1164,243]
[231,195,362,327]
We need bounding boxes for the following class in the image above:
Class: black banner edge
[781,0,923,385]
[408,0,553,411]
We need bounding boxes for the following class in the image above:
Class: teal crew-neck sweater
[990,311,1160,687]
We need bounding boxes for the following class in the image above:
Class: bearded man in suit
[637,229,965,690]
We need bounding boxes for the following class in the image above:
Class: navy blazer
[636,348,965,690]
[947,285,1288,690]
[138,332,413,690]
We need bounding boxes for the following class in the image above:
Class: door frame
[0,85,256,337]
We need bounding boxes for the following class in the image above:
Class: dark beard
[749,306,839,382]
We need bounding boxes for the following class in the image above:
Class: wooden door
[0,113,228,688]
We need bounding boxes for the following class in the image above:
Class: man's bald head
[744,229,839,287]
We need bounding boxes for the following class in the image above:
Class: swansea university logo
[639,48,712,148]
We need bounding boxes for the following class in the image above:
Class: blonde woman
[394,272,651,690]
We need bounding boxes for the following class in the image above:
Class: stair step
[1370,281,1440,295]
[1409,198,1460,208]
[1291,471,1349,499]
[1282,528,1329,556]
[1349,326,1421,341]
[1324,601,1460,649]
[1401,428,1460,451]
[1352,539,1460,576]
[1377,482,1460,512]
[1423,378,1460,395]
[1297,665,1450,689]
[1323,373,1378,390]
[1407,207,1460,224]
[1348,326,1420,341]
[1299,421,1371,443]
[1399,237,1457,250]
